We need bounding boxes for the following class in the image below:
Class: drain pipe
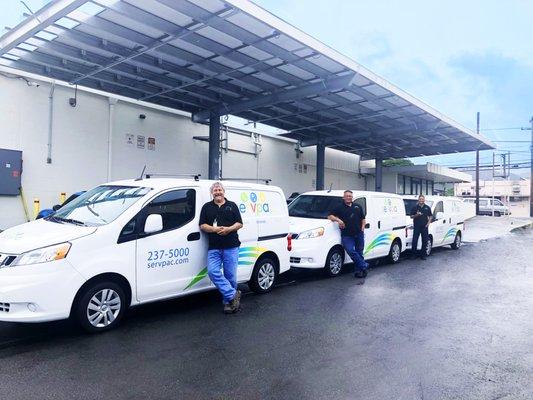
[107,97,118,181]
[46,81,55,164]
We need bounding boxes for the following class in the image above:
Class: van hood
[289,216,332,234]
[0,219,97,254]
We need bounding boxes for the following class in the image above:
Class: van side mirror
[52,204,61,211]
[144,214,163,234]
[435,212,444,221]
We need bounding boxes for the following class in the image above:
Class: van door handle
[365,223,370,229]
[442,220,446,224]
[378,221,381,229]
[187,232,200,241]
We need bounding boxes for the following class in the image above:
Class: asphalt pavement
[0,229,531,400]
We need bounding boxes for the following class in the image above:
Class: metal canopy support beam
[316,138,325,190]
[209,113,221,180]
[192,73,355,122]
[0,0,88,54]
[375,158,383,192]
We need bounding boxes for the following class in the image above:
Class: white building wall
[365,172,398,193]
[0,72,365,229]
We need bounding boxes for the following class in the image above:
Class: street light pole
[476,112,480,216]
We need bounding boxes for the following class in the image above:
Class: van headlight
[10,242,71,267]
[296,227,324,239]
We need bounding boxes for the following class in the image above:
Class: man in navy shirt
[410,194,433,260]
[328,190,369,278]
[199,182,243,313]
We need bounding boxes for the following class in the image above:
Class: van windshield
[51,185,150,226]
[403,199,434,215]
[289,195,343,219]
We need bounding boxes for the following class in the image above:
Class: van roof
[105,178,281,193]
[400,195,463,202]
[299,190,403,198]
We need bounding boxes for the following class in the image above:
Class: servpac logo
[239,191,270,215]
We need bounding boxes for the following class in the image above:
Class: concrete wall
[0,71,364,229]
[364,172,398,193]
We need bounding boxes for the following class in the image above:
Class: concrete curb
[510,221,533,233]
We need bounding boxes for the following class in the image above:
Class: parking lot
[0,228,531,400]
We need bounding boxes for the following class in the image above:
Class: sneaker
[355,270,368,279]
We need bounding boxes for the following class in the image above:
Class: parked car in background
[402,195,464,256]
[0,179,290,332]
[288,190,407,276]
[36,191,86,219]
[286,192,300,205]
[462,197,510,217]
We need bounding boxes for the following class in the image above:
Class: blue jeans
[207,247,239,303]
[341,232,369,273]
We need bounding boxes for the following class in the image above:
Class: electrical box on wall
[0,149,22,196]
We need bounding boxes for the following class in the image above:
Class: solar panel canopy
[0,0,494,160]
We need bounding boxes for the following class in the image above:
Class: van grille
[290,257,301,264]
[0,253,16,268]
[0,303,10,313]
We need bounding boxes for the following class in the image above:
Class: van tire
[249,257,278,294]
[324,247,345,277]
[75,281,126,333]
[387,239,402,264]
[451,232,462,250]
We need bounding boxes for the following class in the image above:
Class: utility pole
[530,117,533,217]
[475,112,480,215]
[522,117,533,217]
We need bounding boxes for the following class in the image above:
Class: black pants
[412,226,429,257]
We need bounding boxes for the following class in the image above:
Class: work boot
[227,290,241,313]
[223,303,233,314]
[355,269,368,279]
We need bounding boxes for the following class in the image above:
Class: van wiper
[53,216,86,226]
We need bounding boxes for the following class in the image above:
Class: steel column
[375,158,383,192]
[208,113,221,180]
[316,138,325,190]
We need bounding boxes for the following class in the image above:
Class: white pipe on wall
[46,80,55,164]
[107,97,118,181]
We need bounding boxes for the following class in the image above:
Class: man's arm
[410,206,419,219]
[199,205,219,233]
[426,207,433,227]
[217,204,244,236]
[328,210,345,228]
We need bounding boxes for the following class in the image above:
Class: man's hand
[338,220,345,229]
[216,226,231,236]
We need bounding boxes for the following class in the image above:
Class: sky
[2,0,532,177]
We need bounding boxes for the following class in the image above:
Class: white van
[288,190,407,276]
[402,195,464,256]
[462,197,510,217]
[0,179,290,332]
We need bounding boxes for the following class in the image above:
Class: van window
[353,197,367,215]
[492,199,504,206]
[288,195,343,219]
[434,201,444,216]
[479,199,488,207]
[52,185,150,226]
[143,189,196,233]
[403,199,434,215]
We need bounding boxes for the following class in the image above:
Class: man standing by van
[328,190,369,278]
[200,182,243,314]
[410,194,433,260]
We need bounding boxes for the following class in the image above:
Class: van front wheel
[388,240,402,264]
[75,281,126,333]
[249,257,278,294]
[324,247,344,277]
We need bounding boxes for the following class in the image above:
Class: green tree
[382,158,414,167]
